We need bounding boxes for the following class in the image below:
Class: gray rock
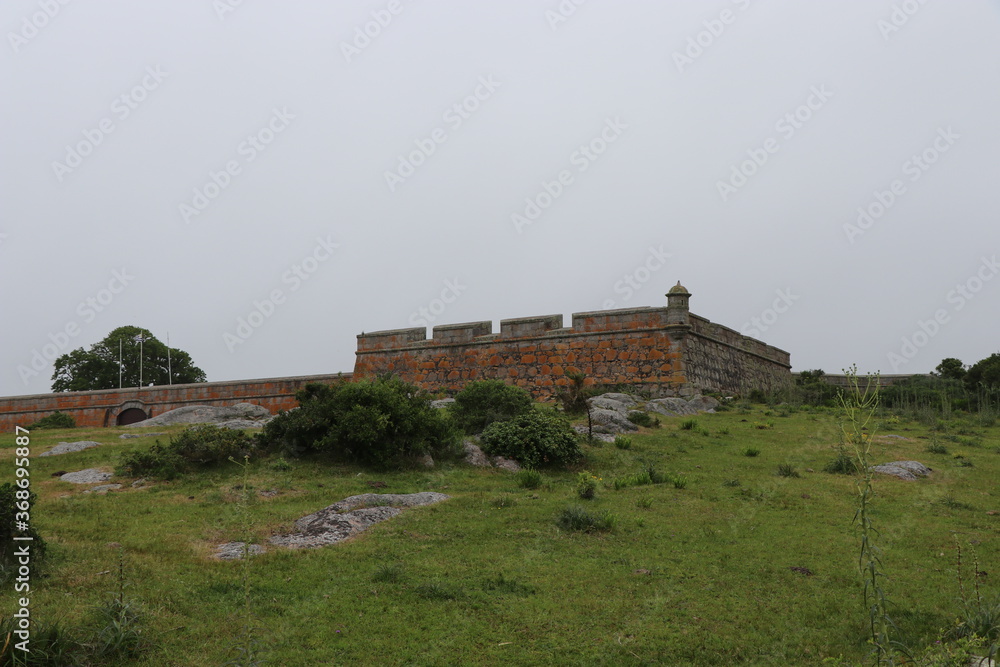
[588,394,639,412]
[267,493,449,550]
[492,456,521,472]
[39,441,101,457]
[215,542,266,560]
[431,398,456,409]
[119,433,166,439]
[61,469,112,484]
[131,478,148,488]
[871,461,932,481]
[128,403,272,427]
[588,408,638,434]
[645,397,698,417]
[418,454,435,469]
[214,419,268,430]
[84,484,122,495]
[571,425,616,443]
[686,396,720,413]
[463,441,491,467]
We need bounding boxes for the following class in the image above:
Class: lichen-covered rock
[265,493,449,551]
[645,398,698,417]
[589,407,639,434]
[128,403,271,427]
[870,461,932,481]
[686,395,720,413]
[463,440,491,467]
[215,542,266,560]
[60,469,112,484]
[39,441,101,457]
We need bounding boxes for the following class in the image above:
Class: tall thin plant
[840,365,902,665]
[225,456,262,667]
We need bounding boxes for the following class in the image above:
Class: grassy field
[2,402,999,665]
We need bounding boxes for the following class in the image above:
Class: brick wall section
[355,302,792,397]
[0,373,351,431]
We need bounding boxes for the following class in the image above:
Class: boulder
[431,398,456,409]
[266,492,449,550]
[645,397,698,417]
[588,394,639,412]
[215,542,266,560]
[686,395,720,413]
[128,403,272,427]
[60,469,112,484]
[463,440,491,467]
[870,461,932,481]
[588,407,638,434]
[39,441,101,457]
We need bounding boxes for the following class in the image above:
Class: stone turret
[666,281,691,327]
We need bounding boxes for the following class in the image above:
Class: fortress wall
[354,307,689,396]
[683,315,792,395]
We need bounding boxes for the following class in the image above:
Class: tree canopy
[934,358,966,381]
[51,326,206,392]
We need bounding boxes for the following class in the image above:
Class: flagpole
[119,338,123,389]
[167,332,172,385]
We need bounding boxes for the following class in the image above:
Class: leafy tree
[258,377,461,468]
[934,358,966,381]
[51,326,206,392]
[450,380,534,434]
[965,353,1000,390]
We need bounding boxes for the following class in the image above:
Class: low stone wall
[0,373,351,431]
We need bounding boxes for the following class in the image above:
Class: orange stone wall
[354,306,791,397]
[0,373,351,431]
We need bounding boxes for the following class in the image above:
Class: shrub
[117,425,256,480]
[480,410,583,468]
[556,506,617,533]
[636,496,653,509]
[611,470,652,490]
[671,475,689,489]
[824,450,860,475]
[372,563,405,583]
[27,411,75,430]
[515,469,543,489]
[613,435,632,450]
[491,494,518,508]
[627,411,658,428]
[679,418,698,431]
[0,483,47,580]
[258,377,461,467]
[776,463,800,478]
[743,447,761,457]
[450,380,534,434]
[576,471,600,499]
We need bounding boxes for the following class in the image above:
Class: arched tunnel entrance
[116,407,148,426]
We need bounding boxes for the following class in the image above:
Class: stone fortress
[354,283,791,398]
[0,283,792,429]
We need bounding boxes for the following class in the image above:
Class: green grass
[2,409,999,664]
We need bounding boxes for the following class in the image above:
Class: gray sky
[3,0,999,397]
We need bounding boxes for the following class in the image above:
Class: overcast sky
[2,0,999,398]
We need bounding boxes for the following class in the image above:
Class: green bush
[117,425,256,480]
[515,469,543,489]
[258,377,460,468]
[27,411,75,430]
[679,418,698,431]
[0,483,46,580]
[627,411,658,428]
[613,435,632,450]
[479,410,583,468]
[556,506,617,533]
[824,450,859,475]
[449,380,534,434]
